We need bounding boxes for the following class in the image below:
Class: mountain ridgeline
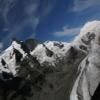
[0,21,100,100]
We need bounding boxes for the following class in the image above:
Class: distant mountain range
[0,20,100,100]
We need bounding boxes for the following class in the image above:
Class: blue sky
[0,0,100,50]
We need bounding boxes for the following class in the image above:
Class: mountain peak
[0,21,100,100]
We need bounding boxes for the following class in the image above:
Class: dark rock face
[43,44,54,57]
[0,76,33,100]
[79,45,87,51]
[91,83,100,100]
[1,59,6,66]
[81,32,96,45]
[25,39,39,51]
[13,48,23,63]
[54,42,64,49]
[2,71,13,80]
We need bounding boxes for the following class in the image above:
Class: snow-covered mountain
[0,20,100,100]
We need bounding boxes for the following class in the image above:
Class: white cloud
[73,0,100,12]
[54,26,81,37]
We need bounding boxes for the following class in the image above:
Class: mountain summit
[0,21,100,100]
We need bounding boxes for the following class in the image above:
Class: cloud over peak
[54,26,81,37]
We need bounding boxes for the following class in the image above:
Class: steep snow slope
[31,41,71,66]
[0,41,27,76]
[70,20,100,100]
[0,20,100,100]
